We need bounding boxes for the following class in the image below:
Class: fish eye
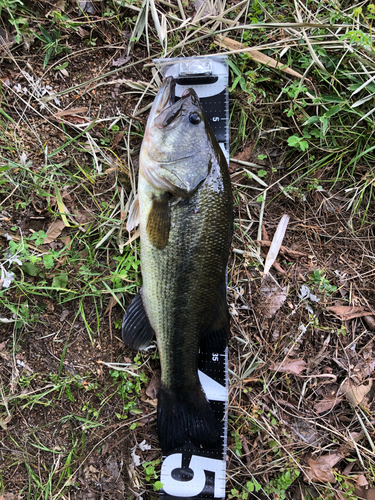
[189,112,201,125]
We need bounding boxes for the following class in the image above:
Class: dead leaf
[315,394,343,414]
[290,418,320,445]
[0,413,12,430]
[260,283,287,318]
[356,475,369,487]
[342,461,355,476]
[76,212,88,225]
[141,392,158,407]
[229,144,255,171]
[112,131,125,148]
[47,0,65,14]
[112,55,131,67]
[272,261,287,276]
[146,373,160,400]
[235,144,254,162]
[44,219,66,244]
[104,293,122,315]
[355,488,375,500]
[215,35,303,79]
[270,359,307,375]
[78,0,95,14]
[76,211,94,228]
[45,300,54,312]
[306,453,343,483]
[262,223,270,241]
[61,236,72,249]
[54,107,88,118]
[364,315,375,330]
[32,198,45,213]
[354,356,375,380]
[256,240,307,259]
[61,190,73,205]
[60,310,70,322]
[327,306,374,321]
[0,341,6,351]
[340,378,372,407]
[61,115,90,124]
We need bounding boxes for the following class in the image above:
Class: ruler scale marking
[154,56,229,500]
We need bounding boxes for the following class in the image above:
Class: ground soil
[1,7,375,500]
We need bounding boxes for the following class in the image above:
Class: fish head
[140,77,213,196]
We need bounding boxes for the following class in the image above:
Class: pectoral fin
[126,194,141,232]
[147,194,170,250]
[200,281,230,352]
[122,291,155,350]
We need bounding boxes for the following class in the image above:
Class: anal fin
[200,281,230,352]
[147,193,170,250]
[122,290,155,350]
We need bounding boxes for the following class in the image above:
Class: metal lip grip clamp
[153,56,229,500]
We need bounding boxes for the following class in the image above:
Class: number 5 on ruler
[161,454,225,498]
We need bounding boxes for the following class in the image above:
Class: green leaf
[153,481,163,491]
[227,59,241,76]
[43,254,54,270]
[320,116,329,134]
[22,262,39,276]
[44,47,54,68]
[52,273,68,289]
[55,61,69,71]
[231,75,241,91]
[303,115,319,126]
[325,104,342,118]
[40,25,52,42]
[239,76,247,91]
[30,230,48,245]
[287,135,300,147]
[320,95,346,103]
[65,385,75,402]
[247,481,255,492]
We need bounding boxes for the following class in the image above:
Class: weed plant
[1,0,375,498]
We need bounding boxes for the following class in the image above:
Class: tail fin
[157,384,221,454]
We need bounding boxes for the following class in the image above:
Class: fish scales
[141,163,232,390]
[122,77,233,453]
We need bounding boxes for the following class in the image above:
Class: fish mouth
[148,76,176,125]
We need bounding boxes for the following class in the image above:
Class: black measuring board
[154,56,229,500]
[173,74,228,146]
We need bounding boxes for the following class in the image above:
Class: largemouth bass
[122,77,233,453]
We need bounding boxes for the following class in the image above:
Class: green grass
[1,0,375,497]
